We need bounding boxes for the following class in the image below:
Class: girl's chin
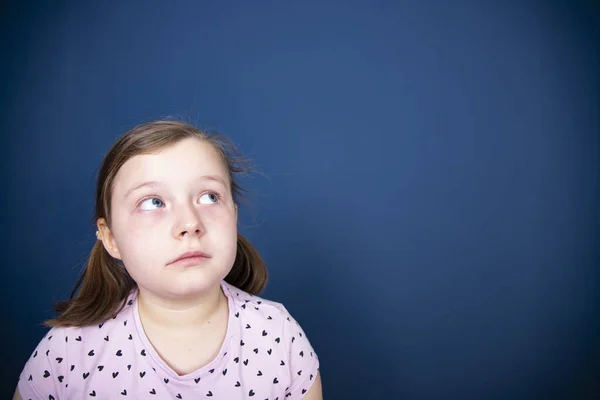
[142,277,222,297]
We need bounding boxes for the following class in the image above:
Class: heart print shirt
[17,281,320,399]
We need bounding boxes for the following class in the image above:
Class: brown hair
[45,120,267,327]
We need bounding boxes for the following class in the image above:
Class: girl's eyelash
[205,192,222,201]
[136,195,163,209]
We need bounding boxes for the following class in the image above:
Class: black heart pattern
[29,288,318,400]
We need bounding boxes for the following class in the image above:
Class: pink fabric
[18,281,319,399]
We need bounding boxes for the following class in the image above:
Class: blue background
[2,1,599,398]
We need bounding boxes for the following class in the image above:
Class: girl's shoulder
[223,281,301,327]
[223,281,320,397]
[17,294,137,400]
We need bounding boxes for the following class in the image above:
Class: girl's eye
[199,193,219,205]
[139,197,164,211]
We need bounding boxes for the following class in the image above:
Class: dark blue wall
[2,1,599,398]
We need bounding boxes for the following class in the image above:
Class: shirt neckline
[131,281,237,381]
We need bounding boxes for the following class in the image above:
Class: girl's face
[99,138,238,300]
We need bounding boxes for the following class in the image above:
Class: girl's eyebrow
[123,175,228,200]
[124,180,161,200]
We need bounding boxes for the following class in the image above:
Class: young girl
[14,120,322,400]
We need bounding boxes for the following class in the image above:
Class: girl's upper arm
[279,306,321,399]
[18,328,68,400]
[13,387,24,400]
[301,371,323,400]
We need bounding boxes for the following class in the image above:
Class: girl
[14,120,322,400]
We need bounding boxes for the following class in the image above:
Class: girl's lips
[169,255,210,267]
[168,250,211,265]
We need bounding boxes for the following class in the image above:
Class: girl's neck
[137,284,227,333]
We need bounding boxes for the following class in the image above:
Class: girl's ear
[96,218,122,260]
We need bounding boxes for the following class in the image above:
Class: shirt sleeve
[17,328,69,400]
[281,308,320,400]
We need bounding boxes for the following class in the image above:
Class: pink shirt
[18,281,319,399]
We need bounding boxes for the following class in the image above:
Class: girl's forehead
[112,139,229,195]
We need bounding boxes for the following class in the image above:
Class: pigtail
[44,240,136,327]
[225,233,268,295]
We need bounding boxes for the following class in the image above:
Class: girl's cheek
[205,207,237,224]
[128,209,166,230]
